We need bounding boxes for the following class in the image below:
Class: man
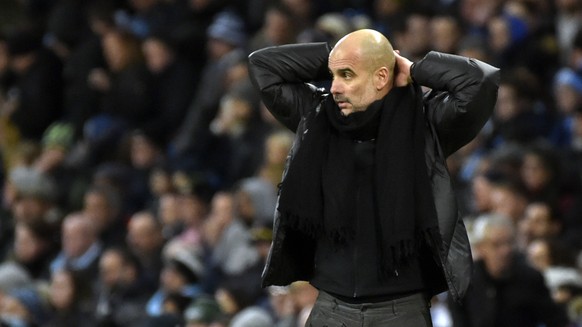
[94,247,150,327]
[450,214,569,327]
[145,246,205,316]
[126,210,165,293]
[49,212,102,285]
[248,28,499,326]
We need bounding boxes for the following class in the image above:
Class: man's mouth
[334,98,349,108]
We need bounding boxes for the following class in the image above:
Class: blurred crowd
[0,0,582,326]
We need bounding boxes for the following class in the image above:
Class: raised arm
[248,42,331,131]
[411,51,500,157]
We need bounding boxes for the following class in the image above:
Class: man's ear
[375,66,390,90]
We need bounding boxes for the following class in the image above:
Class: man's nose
[330,80,342,94]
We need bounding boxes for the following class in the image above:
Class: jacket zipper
[353,180,361,298]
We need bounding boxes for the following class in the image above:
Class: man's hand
[393,50,413,87]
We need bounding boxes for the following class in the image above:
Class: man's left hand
[393,50,413,87]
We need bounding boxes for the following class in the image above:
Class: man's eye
[343,73,352,79]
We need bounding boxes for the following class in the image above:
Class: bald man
[249,29,499,326]
[50,212,103,285]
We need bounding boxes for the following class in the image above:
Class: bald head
[126,211,163,255]
[332,29,395,75]
[328,29,395,115]
[62,212,96,258]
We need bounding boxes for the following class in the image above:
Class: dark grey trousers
[305,290,433,327]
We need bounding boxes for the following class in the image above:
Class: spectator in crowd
[489,2,559,81]
[94,247,151,327]
[555,0,582,63]
[0,261,31,304]
[202,191,258,280]
[183,295,225,327]
[487,69,550,148]
[214,276,266,324]
[8,220,57,279]
[520,143,565,206]
[489,173,529,225]
[550,67,582,147]
[210,79,272,186]
[59,1,115,139]
[248,3,298,52]
[43,0,93,61]
[87,28,154,142]
[7,167,60,227]
[157,192,186,241]
[161,173,213,257]
[82,184,126,247]
[146,163,174,211]
[33,122,77,209]
[3,26,63,142]
[467,170,498,219]
[50,212,103,285]
[146,244,205,317]
[451,213,570,327]
[170,10,248,180]
[234,178,277,228]
[0,286,49,327]
[519,201,564,249]
[140,32,198,149]
[256,129,294,190]
[526,237,582,302]
[124,130,166,212]
[216,224,274,319]
[126,210,165,294]
[393,10,432,61]
[0,166,61,259]
[45,268,94,327]
[430,14,463,54]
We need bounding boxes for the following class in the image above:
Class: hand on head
[393,50,413,87]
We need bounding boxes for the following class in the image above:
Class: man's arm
[248,43,331,131]
[408,51,500,157]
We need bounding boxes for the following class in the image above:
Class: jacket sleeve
[248,43,331,131]
[411,51,500,157]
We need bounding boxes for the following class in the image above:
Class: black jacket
[449,258,570,327]
[248,43,500,302]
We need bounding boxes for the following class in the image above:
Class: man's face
[83,192,111,231]
[522,203,557,240]
[126,214,162,255]
[99,251,124,288]
[479,226,514,278]
[329,47,379,116]
[63,218,94,258]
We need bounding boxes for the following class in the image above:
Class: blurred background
[1,0,582,326]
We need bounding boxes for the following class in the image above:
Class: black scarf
[277,84,441,273]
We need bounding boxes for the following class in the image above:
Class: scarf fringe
[378,226,443,277]
[280,211,323,240]
[280,210,356,243]
[328,226,355,244]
